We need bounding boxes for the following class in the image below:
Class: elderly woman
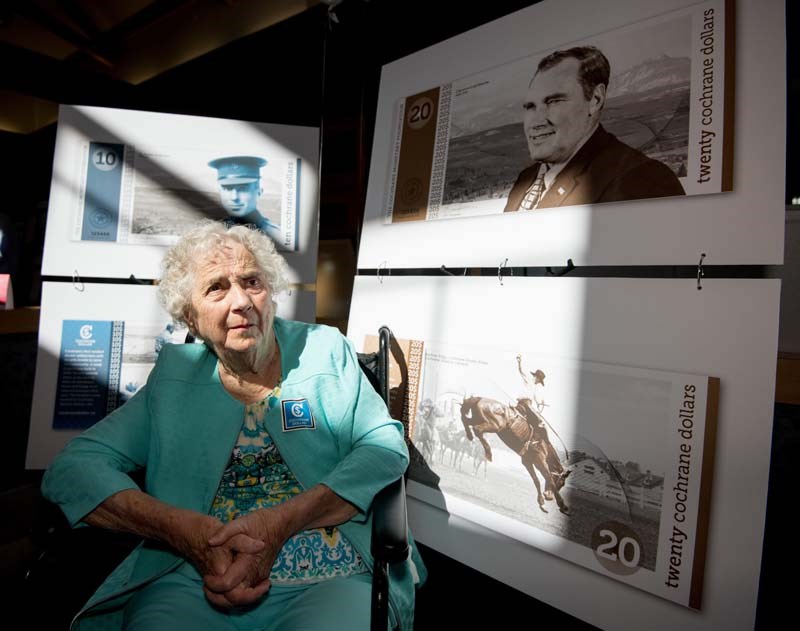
[42,222,424,630]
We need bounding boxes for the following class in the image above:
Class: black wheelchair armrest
[371,476,408,564]
[370,475,408,630]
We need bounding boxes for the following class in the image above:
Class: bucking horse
[460,396,570,513]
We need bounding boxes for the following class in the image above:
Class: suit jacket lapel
[541,125,610,207]
[540,171,578,207]
[506,164,539,212]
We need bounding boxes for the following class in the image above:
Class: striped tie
[519,164,550,210]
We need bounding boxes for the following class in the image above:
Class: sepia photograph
[387,0,728,223]
[404,339,717,608]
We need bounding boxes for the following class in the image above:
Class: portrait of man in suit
[504,46,685,212]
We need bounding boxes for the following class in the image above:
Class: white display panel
[359,0,785,268]
[413,342,717,608]
[42,105,320,283]
[26,282,315,469]
[347,275,780,631]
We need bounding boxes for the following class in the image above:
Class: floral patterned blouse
[209,388,367,585]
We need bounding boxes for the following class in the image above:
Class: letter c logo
[79,325,93,339]
[291,403,304,417]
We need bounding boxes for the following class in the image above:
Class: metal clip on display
[128,275,151,286]
[546,258,575,277]
[72,270,84,292]
[377,261,389,284]
[697,253,706,291]
[498,258,510,286]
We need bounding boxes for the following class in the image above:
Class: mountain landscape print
[442,54,691,206]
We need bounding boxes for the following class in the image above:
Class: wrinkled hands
[174,513,265,585]
[202,509,291,608]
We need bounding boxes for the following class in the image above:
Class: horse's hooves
[539,505,549,513]
[559,506,570,514]
[543,491,554,501]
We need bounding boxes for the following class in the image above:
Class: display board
[359,0,785,268]
[26,282,314,469]
[42,105,320,283]
[347,275,780,631]
[416,344,717,608]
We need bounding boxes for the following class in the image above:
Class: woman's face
[186,240,273,359]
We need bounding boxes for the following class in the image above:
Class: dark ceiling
[0,0,321,131]
[0,1,319,81]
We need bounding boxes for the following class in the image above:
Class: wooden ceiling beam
[97,0,200,44]
[0,40,134,105]
[60,0,101,40]
[10,1,113,67]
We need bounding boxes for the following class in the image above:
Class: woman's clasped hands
[198,509,292,609]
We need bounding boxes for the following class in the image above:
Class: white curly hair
[157,221,290,325]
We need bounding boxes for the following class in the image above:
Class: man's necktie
[519,164,550,210]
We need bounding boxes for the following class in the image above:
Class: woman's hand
[171,511,266,580]
[200,485,357,608]
[81,490,267,593]
[201,508,292,608]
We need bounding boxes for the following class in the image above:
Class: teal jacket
[42,318,426,630]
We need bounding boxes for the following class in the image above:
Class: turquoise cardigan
[42,318,425,630]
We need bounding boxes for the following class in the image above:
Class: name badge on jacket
[281,399,316,431]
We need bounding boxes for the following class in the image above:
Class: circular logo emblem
[591,520,643,576]
[398,177,424,206]
[92,147,121,172]
[291,403,304,417]
[89,208,112,229]
[79,325,93,340]
[407,96,434,130]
